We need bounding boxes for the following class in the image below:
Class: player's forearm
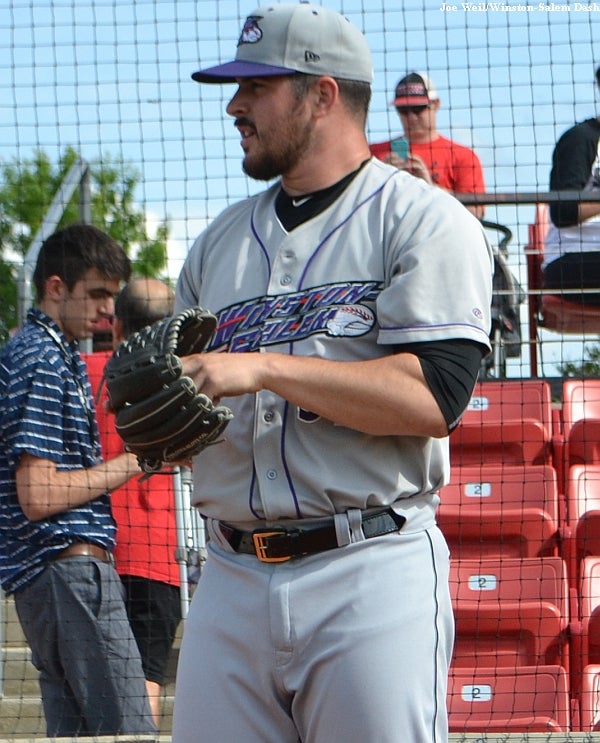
[261,352,448,438]
[16,452,140,521]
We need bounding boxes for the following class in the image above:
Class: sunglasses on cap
[396,104,430,115]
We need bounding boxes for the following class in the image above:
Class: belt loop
[209,519,237,553]
[348,508,364,543]
[333,513,352,547]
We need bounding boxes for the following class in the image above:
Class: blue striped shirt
[0,309,116,595]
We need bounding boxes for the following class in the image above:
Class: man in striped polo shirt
[0,224,156,737]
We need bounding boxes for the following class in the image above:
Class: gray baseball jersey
[173,157,492,743]
[175,157,492,524]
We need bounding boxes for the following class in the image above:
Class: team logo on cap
[238,16,263,45]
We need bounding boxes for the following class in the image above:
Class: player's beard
[240,113,313,182]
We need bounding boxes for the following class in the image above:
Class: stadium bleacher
[443,376,600,733]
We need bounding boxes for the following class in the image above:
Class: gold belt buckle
[252,530,291,563]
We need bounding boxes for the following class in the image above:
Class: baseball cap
[391,72,438,107]
[191,3,373,84]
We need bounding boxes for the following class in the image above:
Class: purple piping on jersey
[280,398,303,518]
[248,467,262,519]
[383,320,481,331]
[250,208,271,273]
[383,320,490,345]
[297,176,393,290]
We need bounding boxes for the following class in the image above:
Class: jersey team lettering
[212,281,380,352]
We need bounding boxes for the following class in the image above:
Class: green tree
[0,146,169,345]
[559,345,600,377]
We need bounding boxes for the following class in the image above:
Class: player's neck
[282,133,371,196]
[276,159,369,231]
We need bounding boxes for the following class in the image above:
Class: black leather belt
[218,508,406,563]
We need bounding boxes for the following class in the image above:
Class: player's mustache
[234,117,256,131]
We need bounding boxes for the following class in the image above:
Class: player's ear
[310,76,338,117]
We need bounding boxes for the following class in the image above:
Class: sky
[2,0,600,375]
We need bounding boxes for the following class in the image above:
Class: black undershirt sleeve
[394,339,487,432]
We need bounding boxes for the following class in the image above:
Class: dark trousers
[543,252,600,305]
[14,557,157,737]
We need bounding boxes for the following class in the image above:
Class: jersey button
[266,469,278,480]
[280,274,292,286]
[264,411,274,422]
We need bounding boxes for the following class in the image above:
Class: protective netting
[2,0,600,736]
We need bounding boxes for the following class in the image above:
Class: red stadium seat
[579,664,600,732]
[450,379,553,467]
[562,379,600,469]
[448,665,570,733]
[577,557,600,677]
[542,295,600,334]
[449,557,570,671]
[438,464,561,559]
[565,465,600,585]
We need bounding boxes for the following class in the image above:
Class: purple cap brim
[191,60,297,83]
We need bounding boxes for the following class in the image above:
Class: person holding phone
[370,71,486,218]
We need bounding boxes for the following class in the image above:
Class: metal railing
[17,158,91,327]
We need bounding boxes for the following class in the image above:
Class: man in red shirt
[370,71,485,218]
[85,277,181,726]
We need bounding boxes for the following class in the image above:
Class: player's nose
[226,85,247,116]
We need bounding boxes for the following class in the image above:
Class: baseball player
[172,4,493,742]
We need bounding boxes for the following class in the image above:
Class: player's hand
[181,351,267,403]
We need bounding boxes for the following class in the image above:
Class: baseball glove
[104,306,233,473]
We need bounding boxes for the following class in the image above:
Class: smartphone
[391,138,409,160]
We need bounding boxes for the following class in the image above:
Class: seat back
[580,664,600,732]
[566,465,600,576]
[579,557,600,668]
[569,557,600,703]
[438,464,560,559]
[542,295,600,334]
[448,665,570,732]
[562,380,600,468]
[450,379,553,467]
[449,557,569,669]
